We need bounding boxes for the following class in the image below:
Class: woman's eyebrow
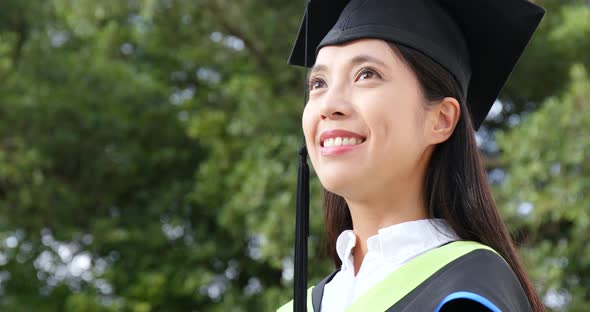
[309,54,388,78]
[309,64,327,77]
[349,54,388,69]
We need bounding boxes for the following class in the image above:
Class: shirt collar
[335,218,459,271]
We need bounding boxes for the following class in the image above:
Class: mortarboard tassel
[294,1,310,311]
[294,144,309,312]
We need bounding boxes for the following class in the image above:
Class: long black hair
[322,41,544,311]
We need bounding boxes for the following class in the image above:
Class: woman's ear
[425,97,461,144]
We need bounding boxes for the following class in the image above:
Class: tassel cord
[294,1,311,311]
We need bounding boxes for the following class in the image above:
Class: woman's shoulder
[391,247,532,312]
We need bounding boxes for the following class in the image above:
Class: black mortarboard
[288,0,545,311]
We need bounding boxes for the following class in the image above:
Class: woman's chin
[318,172,365,197]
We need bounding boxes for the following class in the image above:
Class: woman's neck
[345,181,428,275]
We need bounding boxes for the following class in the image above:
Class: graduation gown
[278,241,532,311]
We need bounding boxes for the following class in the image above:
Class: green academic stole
[277,240,496,312]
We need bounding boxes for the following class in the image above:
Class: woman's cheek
[301,106,318,158]
[301,107,313,139]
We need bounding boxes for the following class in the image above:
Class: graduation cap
[287,0,545,310]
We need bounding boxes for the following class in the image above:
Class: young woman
[280,0,546,311]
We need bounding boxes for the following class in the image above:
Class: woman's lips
[319,129,366,156]
[321,143,364,155]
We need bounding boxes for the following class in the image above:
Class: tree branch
[203,4,272,70]
[0,18,29,83]
[12,18,29,67]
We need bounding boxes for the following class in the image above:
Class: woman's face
[302,39,432,199]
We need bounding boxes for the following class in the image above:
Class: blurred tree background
[0,0,587,311]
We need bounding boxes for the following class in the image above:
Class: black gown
[279,241,532,311]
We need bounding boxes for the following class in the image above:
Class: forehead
[314,38,400,67]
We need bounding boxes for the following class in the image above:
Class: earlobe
[429,97,460,144]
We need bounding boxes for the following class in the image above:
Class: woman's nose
[319,91,353,121]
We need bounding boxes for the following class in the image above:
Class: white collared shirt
[321,218,459,311]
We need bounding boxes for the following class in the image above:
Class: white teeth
[323,137,364,147]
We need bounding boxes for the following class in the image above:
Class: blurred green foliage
[0,0,587,311]
[496,64,590,311]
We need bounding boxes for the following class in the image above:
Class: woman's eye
[356,68,381,81]
[308,78,326,90]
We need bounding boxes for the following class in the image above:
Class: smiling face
[302,39,433,200]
